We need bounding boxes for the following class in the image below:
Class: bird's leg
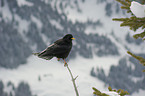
[57,58,60,61]
[63,59,67,66]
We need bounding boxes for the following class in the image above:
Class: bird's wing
[38,42,70,57]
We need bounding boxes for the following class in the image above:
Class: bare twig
[65,64,79,96]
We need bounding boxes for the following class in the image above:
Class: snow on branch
[113,0,145,40]
[130,1,145,18]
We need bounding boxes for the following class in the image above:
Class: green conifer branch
[113,1,145,39]
[113,17,145,32]
[65,64,79,96]
[121,6,130,10]
[108,86,129,96]
[115,0,131,13]
[94,0,145,96]
[133,31,145,40]
[92,86,129,96]
[92,87,109,96]
[142,24,145,29]
[127,51,145,72]
[116,0,131,6]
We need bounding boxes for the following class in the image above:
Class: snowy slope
[0,55,120,96]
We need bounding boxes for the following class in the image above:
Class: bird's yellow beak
[71,38,75,40]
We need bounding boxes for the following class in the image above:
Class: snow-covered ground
[1,54,145,96]
[0,54,120,96]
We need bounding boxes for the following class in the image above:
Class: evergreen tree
[93,0,145,95]
[112,0,145,72]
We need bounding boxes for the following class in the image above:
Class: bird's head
[63,34,75,42]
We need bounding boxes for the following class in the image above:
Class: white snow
[49,19,63,30]
[65,0,106,23]
[3,84,15,96]
[126,57,135,70]
[31,15,43,29]
[129,75,144,83]
[103,91,119,96]
[16,0,34,7]
[0,1,12,21]
[0,54,120,96]
[132,89,145,96]
[14,14,30,37]
[106,34,128,56]
[40,33,51,45]
[13,14,30,43]
[85,25,102,35]
[62,0,130,44]
[130,1,145,18]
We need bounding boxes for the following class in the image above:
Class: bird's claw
[64,62,68,67]
[57,58,60,61]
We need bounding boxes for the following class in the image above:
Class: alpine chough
[33,34,75,66]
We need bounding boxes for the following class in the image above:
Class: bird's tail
[32,53,40,56]
[32,53,53,60]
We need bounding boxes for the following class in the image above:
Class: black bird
[33,34,75,66]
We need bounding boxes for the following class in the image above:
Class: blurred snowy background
[0,0,145,96]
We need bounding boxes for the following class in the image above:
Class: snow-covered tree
[93,0,145,96]
[113,0,145,72]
